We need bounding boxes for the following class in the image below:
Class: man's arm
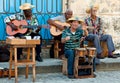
[61,36,70,43]
[81,23,88,36]
[47,15,66,30]
[61,30,70,43]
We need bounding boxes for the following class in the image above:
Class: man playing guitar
[47,9,73,58]
[4,3,43,62]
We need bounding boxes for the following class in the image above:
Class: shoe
[93,74,96,78]
[68,75,74,79]
[36,55,43,62]
[108,55,117,58]
[97,54,105,59]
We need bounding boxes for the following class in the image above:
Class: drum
[86,47,96,57]
[75,48,86,57]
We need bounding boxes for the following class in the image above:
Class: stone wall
[63,0,120,49]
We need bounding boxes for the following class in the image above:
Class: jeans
[64,49,75,75]
[85,34,115,54]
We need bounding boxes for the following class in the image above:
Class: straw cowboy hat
[86,3,99,14]
[67,17,83,24]
[19,3,35,10]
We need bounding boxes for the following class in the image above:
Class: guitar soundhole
[56,28,58,32]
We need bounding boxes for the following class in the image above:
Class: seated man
[4,3,43,62]
[85,3,117,58]
[47,9,73,58]
[61,16,95,78]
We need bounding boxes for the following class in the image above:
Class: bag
[0,68,15,78]
[0,46,10,62]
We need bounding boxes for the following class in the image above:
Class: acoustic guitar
[6,20,28,36]
[50,21,70,36]
[6,20,49,36]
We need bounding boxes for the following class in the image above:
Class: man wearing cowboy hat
[20,3,43,62]
[4,3,43,62]
[61,16,89,78]
[85,3,117,58]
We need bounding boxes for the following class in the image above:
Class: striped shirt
[62,27,83,50]
[85,17,103,35]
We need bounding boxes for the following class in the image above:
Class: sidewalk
[0,71,120,83]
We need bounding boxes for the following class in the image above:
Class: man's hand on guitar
[50,21,70,36]
[57,25,65,31]
[35,28,40,33]
[7,22,18,30]
[35,26,41,33]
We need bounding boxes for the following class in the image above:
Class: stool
[101,42,108,57]
[74,48,95,78]
[9,44,36,83]
[54,40,61,58]
[88,41,108,57]
[62,56,67,75]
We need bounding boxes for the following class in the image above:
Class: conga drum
[75,48,86,57]
[86,47,96,57]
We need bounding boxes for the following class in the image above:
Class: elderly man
[5,3,43,62]
[47,9,73,58]
[85,3,117,58]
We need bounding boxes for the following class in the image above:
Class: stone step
[0,58,120,75]
[0,59,62,75]
[96,57,120,71]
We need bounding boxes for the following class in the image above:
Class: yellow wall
[63,0,120,48]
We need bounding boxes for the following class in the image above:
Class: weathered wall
[63,0,120,49]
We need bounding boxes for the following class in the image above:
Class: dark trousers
[16,33,42,59]
[50,35,64,58]
[30,32,42,56]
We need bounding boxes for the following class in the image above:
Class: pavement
[1,57,120,83]
[0,71,120,83]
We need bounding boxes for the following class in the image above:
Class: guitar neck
[22,25,41,29]
[22,25,49,29]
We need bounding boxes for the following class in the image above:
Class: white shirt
[51,15,66,23]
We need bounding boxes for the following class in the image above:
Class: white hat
[19,3,35,10]
[67,17,83,24]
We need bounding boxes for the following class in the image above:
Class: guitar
[50,21,70,36]
[6,20,49,36]
[6,20,28,36]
